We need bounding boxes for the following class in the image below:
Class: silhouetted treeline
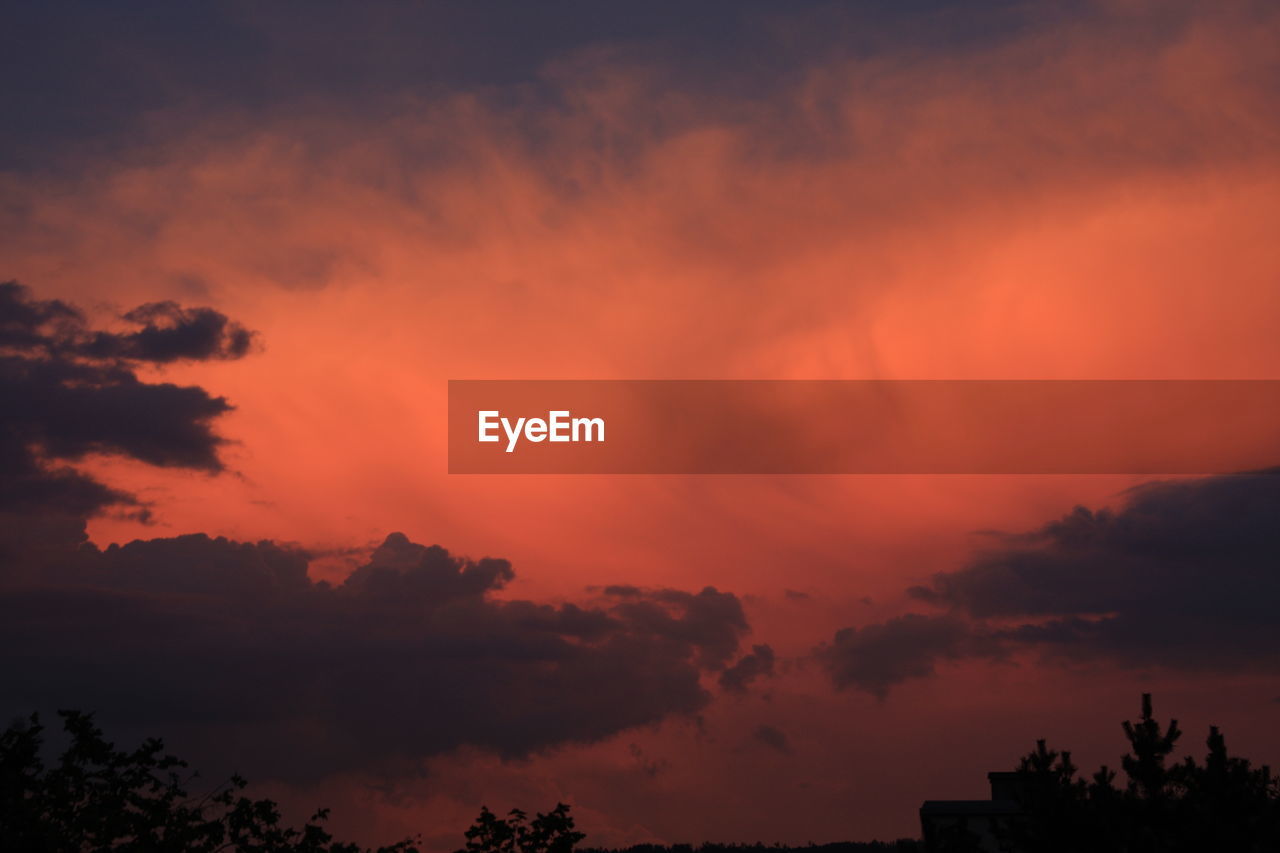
[0,710,420,852]
[934,694,1280,852]
[8,696,1280,853]
[582,842,921,853]
[459,804,585,853]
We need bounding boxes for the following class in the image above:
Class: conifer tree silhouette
[1120,693,1180,802]
[1000,693,1280,853]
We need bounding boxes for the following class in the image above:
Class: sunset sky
[3,1,1280,848]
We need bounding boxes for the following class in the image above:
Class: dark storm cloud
[752,724,791,754]
[816,614,999,699]
[719,643,775,694]
[917,470,1280,670]
[819,470,1280,695]
[606,585,748,669]
[85,301,254,363]
[0,285,80,351]
[1,283,254,365]
[345,531,515,601]
[0,281,765,783]
[3,357,232,470]
[0,282,251,519]
[0,530,753,780]
[0,1,1034,171]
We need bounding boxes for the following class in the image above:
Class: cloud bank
[0,283,756,782]
[820,471,1280,695]
[1,282,251,538]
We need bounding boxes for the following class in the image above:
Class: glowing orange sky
[3,1,1279,845]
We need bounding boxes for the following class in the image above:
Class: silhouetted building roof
[920,772,1025,852]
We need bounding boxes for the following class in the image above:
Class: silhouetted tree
[0,710,420,852]
[581,842,921,853]
[1002,694,1280,853]
[458,803,584,853]
[1004,739,1089,852]
[1167,723,1280,851]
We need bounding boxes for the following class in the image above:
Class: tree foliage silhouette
[0,710,420,852]
[999,693,1280,853]
[458,803,585,853]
